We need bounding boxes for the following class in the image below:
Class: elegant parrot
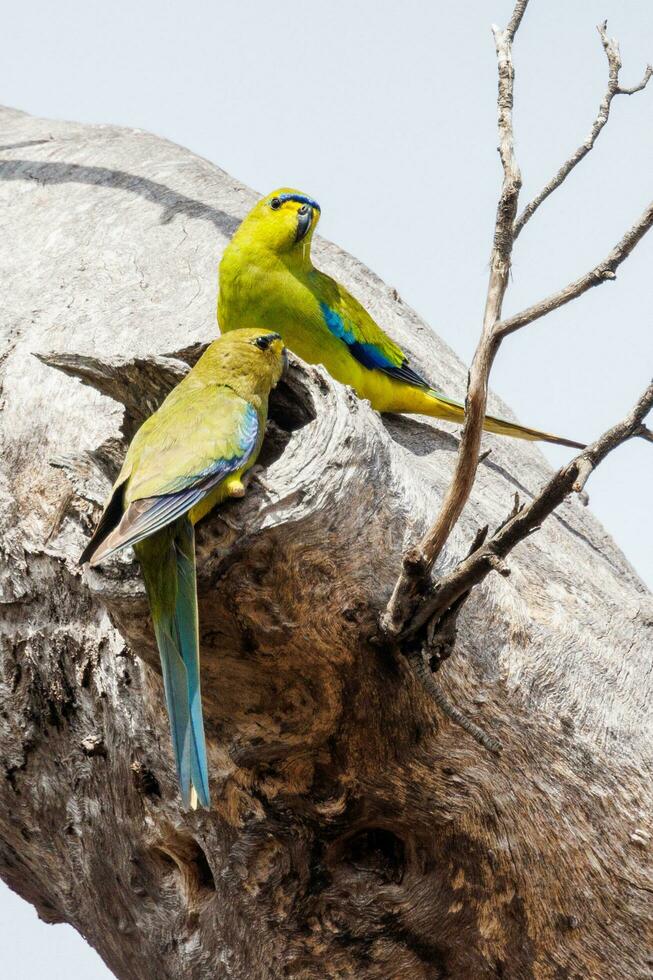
[80,329,287,809]
[218,189,583,449]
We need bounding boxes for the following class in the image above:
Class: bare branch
[496,199,653,337]
[514,22,653,238]
[402,380,653,640]
[382,5,653,652]
[506,0,530,42]
[382,9,526,636]
[617,69,653,96]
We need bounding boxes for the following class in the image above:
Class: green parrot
[80,328,287,809]
[218,189,583,449]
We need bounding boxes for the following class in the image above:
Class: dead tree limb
[382,5,527,635]
[383,5,653,645]
[497,198,653,337]
[514,21,653,238]
[403,380,653,641]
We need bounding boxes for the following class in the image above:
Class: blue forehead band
[275,193,321,212]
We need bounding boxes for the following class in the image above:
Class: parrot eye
[254,333,281,351]
[270,197,281,210]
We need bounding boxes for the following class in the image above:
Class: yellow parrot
[218,189,583,449]
[80,329,287,808]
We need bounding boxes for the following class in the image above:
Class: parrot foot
[225,477,246,498]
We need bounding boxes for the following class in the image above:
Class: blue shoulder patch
[319,301,430,388]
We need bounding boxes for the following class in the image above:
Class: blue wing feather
[319,301,431,389]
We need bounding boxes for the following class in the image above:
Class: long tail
[136,519,210,810]
[425,389,585,450]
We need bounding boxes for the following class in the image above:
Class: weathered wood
[1,106,652,979]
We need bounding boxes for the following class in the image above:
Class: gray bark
[0,105,651,980]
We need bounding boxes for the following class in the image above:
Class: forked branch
[514,22,653,238]
[381,6,527,636]
[403,380,653,642]
[496,198,653,337]
[383,3,652,656]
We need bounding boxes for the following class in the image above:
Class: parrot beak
[295,204,313,243]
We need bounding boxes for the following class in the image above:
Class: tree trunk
[1,106,651,980]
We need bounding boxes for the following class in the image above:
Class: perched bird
[218,189,583,449]
[80,329,287,809]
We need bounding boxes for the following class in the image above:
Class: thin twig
[496,199,653,337]
[408,649,503,754]
[506,0,530,41]
[618,73,653,96]
[514,22,653,238]
[382,5,527,636]
[402,380,653,640]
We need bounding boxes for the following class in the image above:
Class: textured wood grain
[1,106,652,979]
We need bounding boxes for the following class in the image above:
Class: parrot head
[202,328,287,402]
[236,188,321,257]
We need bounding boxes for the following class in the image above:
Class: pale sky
[2,1,652,976]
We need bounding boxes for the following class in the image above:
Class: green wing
[123,383,259,503]
[81,384,259,564]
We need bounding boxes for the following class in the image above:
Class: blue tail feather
[153,617,193,808]
[137,519,210,810]
[174,522,210,808]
